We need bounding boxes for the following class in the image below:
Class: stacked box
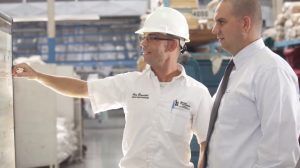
[183,13,199,30]
[170,0,198,9]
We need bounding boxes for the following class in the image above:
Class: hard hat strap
[180,44,187,54]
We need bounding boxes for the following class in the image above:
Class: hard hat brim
[135,27,165,35]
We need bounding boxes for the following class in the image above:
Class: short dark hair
[221,0,262,28]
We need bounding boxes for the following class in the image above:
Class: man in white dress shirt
[204,0,300,168]
[13,7,212,168]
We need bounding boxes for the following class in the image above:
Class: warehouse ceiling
[0,0,148,21]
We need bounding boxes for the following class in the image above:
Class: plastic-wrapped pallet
[273,2,300,40]
[57,117,78,163]
[283,2,300,16]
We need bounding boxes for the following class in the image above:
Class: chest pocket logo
[172,99,191,111]
[166,100,192,137]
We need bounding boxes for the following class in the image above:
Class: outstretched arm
[12,63,88,98]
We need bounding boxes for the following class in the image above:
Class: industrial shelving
[274,39,300,48]
[12,17,141,69]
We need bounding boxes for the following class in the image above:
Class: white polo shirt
[88,66,212,168]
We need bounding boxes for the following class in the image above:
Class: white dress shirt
[88,65,212,168]
[208,39,300,168]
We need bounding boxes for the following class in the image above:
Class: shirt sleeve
[253,67,300,167]
[88,73,130,113]
[192,87,213,143]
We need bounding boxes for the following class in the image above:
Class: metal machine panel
[0,12,15,168]
[14,64,58,167]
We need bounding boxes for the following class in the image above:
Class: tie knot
[228,59,235,70]
[224,59,234,76]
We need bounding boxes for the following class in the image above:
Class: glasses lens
[139,34,176,41]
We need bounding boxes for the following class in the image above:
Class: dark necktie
[203,59,235,167]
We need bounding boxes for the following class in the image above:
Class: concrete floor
[63,111,125,168]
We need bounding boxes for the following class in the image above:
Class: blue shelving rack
[274,39,300,48]
[12,17,141,69]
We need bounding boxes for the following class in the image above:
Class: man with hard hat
[13,7,212,168]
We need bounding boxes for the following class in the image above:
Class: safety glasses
[138,34,177,42]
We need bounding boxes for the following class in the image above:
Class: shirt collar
[233,38,265,70]
[172,64,188,82]
[145,64,188,82]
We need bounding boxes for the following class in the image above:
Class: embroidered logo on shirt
[172,99,191,111]
[131,93,149,99]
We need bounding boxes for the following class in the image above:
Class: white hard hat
[135,7,190,42]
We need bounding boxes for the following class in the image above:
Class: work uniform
[88,65,212,168]
[208,39,300,168]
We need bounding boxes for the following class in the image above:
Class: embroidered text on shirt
[131,93,149,99]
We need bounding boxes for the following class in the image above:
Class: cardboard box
[170,0,198,9]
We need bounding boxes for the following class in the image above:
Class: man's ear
[242,16,251,33]
[166,40,179,52]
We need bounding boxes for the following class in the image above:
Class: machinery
[0,11,15,168]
